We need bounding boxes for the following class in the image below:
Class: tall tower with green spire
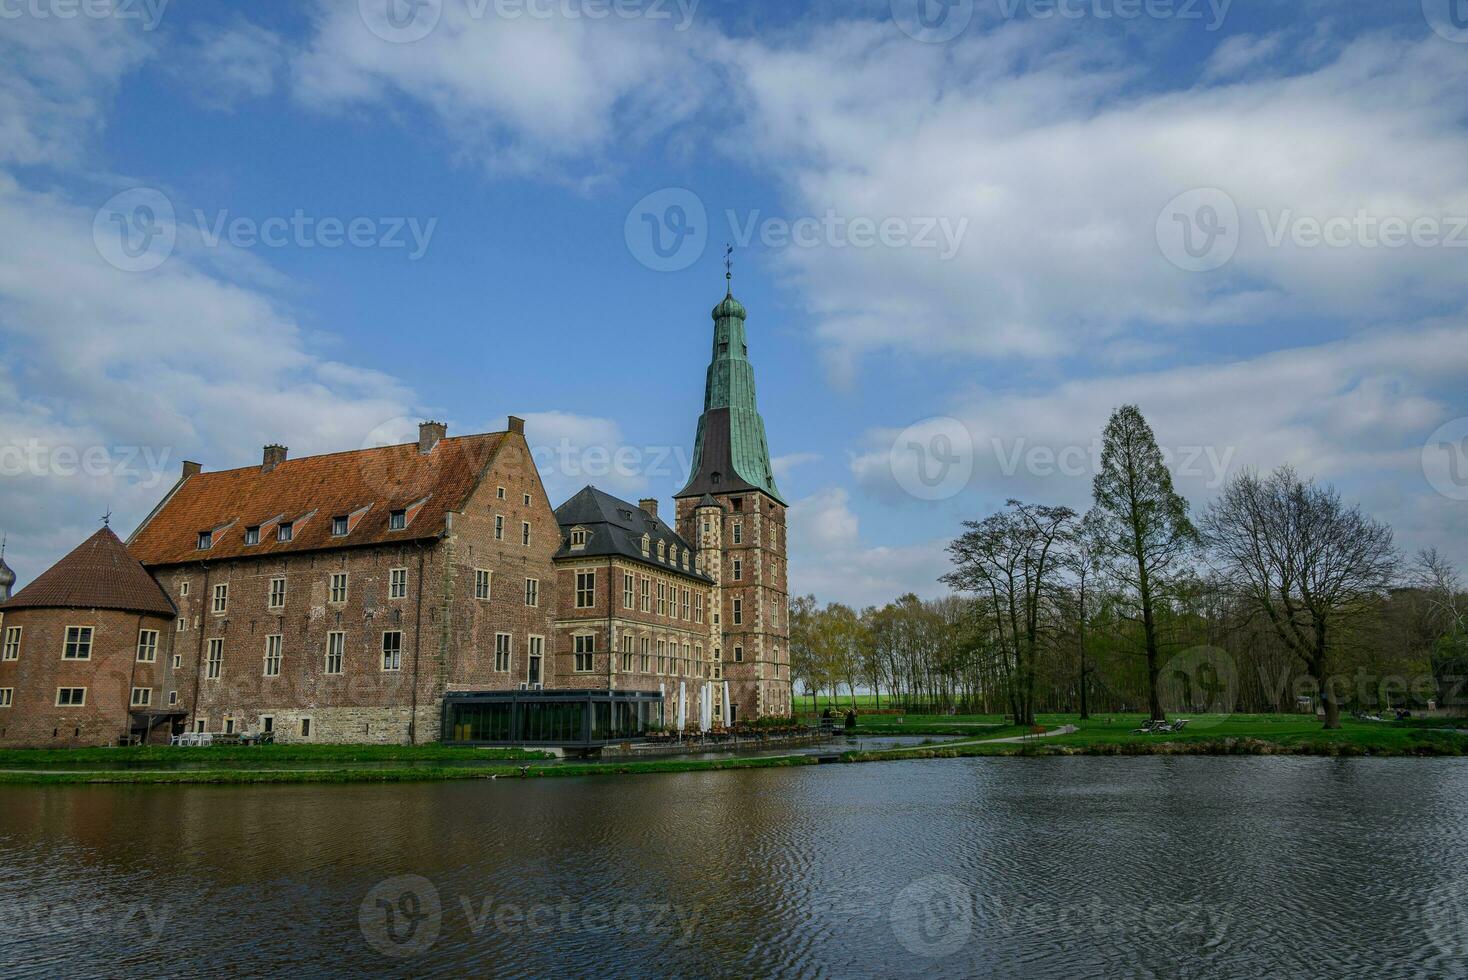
[676,276,791,721]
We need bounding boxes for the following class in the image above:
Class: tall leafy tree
[1091,405,1199,721]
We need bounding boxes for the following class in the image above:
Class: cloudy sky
[1,0,1465,605]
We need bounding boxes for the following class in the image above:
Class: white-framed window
[390,567,408,599]
[300,718,313,739]
[264,634,282,677]
[193,719,206,734]
[331,515,349,536]
[325,632,345,674]
[521,521,531,546]
[681,588,691,620]
[474,569,491,601]
[640,534,650,557]
[131,687,152,707]
[260,715,274,734]
[524,578,539,607]
[268,577,286,609]
[381,631,403,671]
[0,688,12,708]
[574,634,595,672]
[620,634,634,673]
[212,583,228,614]
[244,526,259,546]
[168,690,178,706]
[63,626,93,661]
[56,687,86,707]
[224,718,236,735]
[732,598,742,626]
[277,522,293,542]
[172,654,181,669]
[571,528,588,549]
[694,593,705,624]
[389,509,407,530]
[657,540,666,561]
[329,572,348,604]
[494,633,512,672]
[656,639,665,674]
[732,557,742,581]
[640,636,651,673]
[494,515,504,540]
[623,573,634,609]
[641,577,651,612]
[179,581,190,597]
[177,617,188,633]
[136,629,158,663]
[575,571,595,609]
[656,582,666,616]
[734,645,744,663]
[496,486,506,500]
[206,638,223,679]
[2,626,20,661]
[522,492,531,506]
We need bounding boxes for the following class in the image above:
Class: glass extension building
[442,690,665,747]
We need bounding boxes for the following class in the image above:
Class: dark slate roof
[0,527,175,616]
[553,487,711,581]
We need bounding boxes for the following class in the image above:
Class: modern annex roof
[675,289,785,504]
[127,430,509,567]
[0,527,174,616]
[553,486,711,582]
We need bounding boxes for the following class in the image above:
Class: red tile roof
[0,527,175,616]
[126,433,506,567]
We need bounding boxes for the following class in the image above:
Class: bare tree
[1203,465,1397,729]
[943,500,1077,725]
[1091,405,1199,721]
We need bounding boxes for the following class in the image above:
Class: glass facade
[443,690,664,746]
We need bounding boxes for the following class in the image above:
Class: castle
[0,287,792,747]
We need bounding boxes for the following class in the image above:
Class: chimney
[262,445,287,472]
[507,415,525,435]
[418,420,447,454]
[182,460,202,479]
[639,498,659,519]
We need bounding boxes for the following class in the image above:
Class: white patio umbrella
[659,682,666,728]
[721,681,731,727]
[700,684,711,733]
[677,681,687,732]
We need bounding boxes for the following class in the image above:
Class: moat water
[1,757,1465,977]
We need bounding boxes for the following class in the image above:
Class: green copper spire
[675,288,785,504]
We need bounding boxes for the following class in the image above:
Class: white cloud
[772,451,821,482]
[178,20,283,111]
[787,487,950,607]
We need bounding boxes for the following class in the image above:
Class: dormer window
[277,522,293,542]
[244,527,259,546]
[657,541,666,561]
[570,529,588,549]
[331,516,349,537]
[389,510,407,530]
[197,531,212,550]
[641,534,650,556]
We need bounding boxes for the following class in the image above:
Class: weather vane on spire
[100,508,112,528]
[724,243,734,293]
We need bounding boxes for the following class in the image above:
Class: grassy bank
[0,713,1460,785]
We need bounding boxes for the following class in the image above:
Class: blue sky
[1,0,1466,604]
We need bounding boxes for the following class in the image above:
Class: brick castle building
[0,286,792,747]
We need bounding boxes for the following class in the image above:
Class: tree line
[790,405,1467,729]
